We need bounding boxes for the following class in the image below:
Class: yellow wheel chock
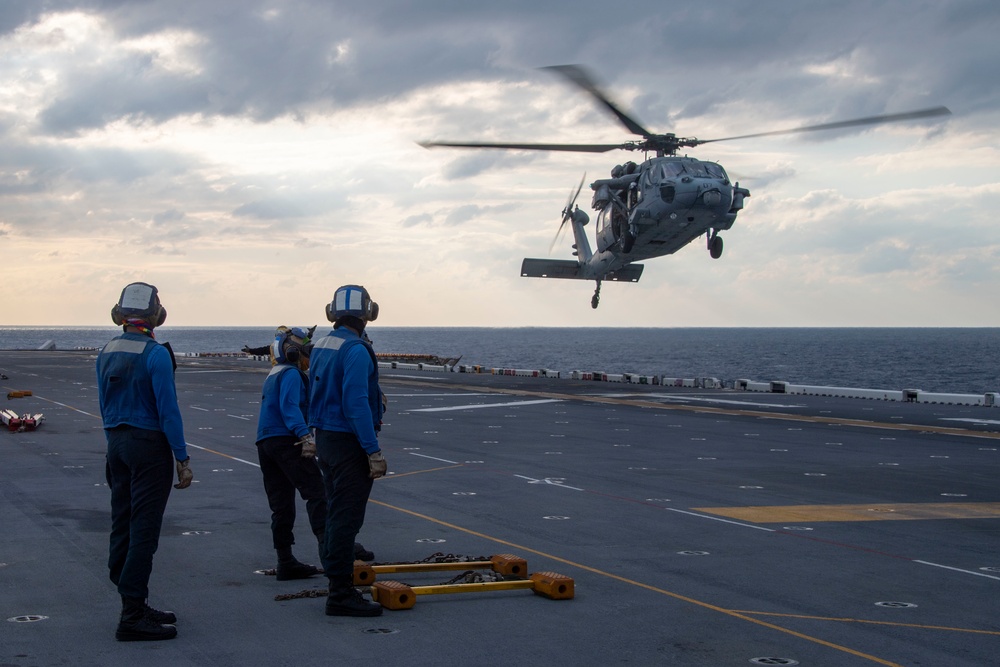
[7,390,32,399]
[371,571,574,611]
[353,553,527,586]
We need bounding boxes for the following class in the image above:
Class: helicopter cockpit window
[661,162,685,179]
[646,162,685,185]
[684,161,710,178]
[705,162,728,180]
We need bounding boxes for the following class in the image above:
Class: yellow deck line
[693,502,1000,523]
[730,610,1000,636]
[372,499,905,667]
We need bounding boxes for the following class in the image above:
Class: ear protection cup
[272,327,308,364]
[152,306,167,327]
[111,282,166,327]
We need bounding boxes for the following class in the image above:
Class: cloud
[402,212,432,228]
[1,0,999,325]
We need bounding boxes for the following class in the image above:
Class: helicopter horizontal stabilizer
[520,258,643,282]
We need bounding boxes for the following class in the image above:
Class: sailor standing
[308,284,387,617]
[255,326,326,579]
[97,282,193,641]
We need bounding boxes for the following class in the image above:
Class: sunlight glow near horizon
[1,4,997,327]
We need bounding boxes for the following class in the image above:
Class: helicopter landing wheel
[621,231,635,254]
[591,281,601,309]
[709,234,724,259]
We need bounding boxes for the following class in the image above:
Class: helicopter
[421,65,951,308]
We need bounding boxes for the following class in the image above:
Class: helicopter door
[595,205,618,253]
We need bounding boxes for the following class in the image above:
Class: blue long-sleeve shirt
[96,332,188,461]
[256,364,310,442]
[308,328,383,454]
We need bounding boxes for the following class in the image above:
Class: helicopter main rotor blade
[419,140,622,153]
[542,65,655,139]
[697,106,952,145]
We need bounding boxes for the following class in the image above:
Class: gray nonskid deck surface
[3,351,999,667]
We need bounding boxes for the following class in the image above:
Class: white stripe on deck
[940,418,1000,426]
[386,393,495,397]
[592,393,804,409]
[408,399,564,412]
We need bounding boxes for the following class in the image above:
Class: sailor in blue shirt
[254,326,327,580]
[308,284,387,617]
[96,282,192,642]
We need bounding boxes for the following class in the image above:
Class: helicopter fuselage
[519,156,750,307]
[571,156,750,275]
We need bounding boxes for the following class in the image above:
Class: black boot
[116,596,177,641]
[354,542,375,561]
[276,547,321,581]
[325,578,382,617]
[143,600,177,624]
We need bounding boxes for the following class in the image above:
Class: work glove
[297,433,316,458]
[174,458,193,489]
[367,451,387,479]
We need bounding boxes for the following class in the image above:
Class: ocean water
[1,326,997,394]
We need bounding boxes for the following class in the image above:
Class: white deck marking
[387,393,495,397]
[385,374,447,381]
[514,474,583,491]
[940,418,1000,426]
[665,507,776,532]
[592,393,804,409]
[35,397,100,418]
[186,442,260,468]
[227,414,251,421]
[914,560,1000,580]
[409,452,460,464]
[409,399,563,413]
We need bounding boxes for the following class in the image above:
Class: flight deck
[3,350,999,666]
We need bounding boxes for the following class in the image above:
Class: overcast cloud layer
[1,0,998,326]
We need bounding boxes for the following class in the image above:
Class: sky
[1,0,998,327]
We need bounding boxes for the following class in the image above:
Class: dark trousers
[256,435,327,550]
[315,430,373,582]
[105,426,174,600]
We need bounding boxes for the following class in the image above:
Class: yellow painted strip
[693,502,1000,523]
[412,580,535,596]
[372,499,904,667]
[730,610,1000,636]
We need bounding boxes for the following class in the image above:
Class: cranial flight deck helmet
[271,326,313,369]
[325,285,378,323]
[111,282,167,328]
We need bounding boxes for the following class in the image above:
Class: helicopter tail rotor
[550,172,587,254]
